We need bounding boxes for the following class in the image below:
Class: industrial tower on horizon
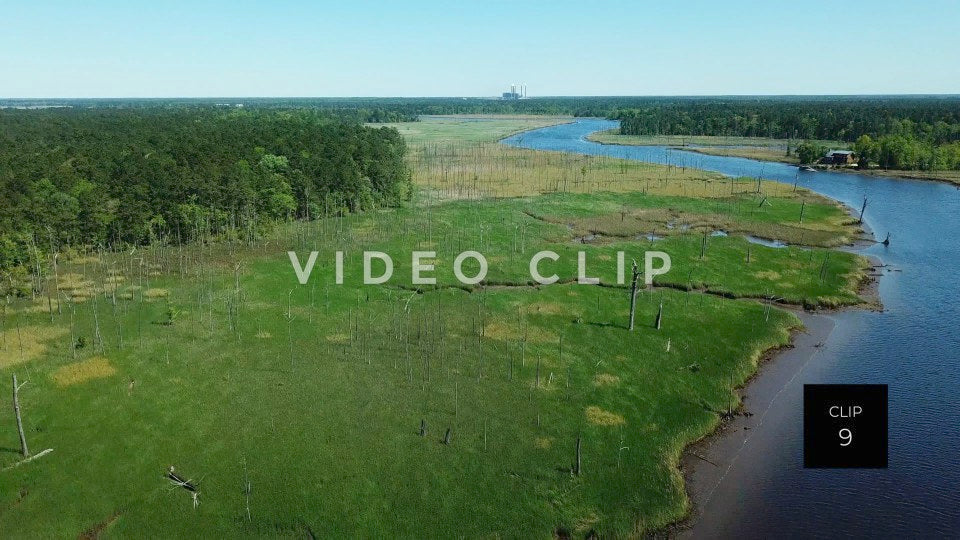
[501,84,527,100]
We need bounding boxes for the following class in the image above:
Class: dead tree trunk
[535,355,541,388]
[628,261,640,330]
[12,375,29,458]
[574,434,582,476]
[859,196,868,224]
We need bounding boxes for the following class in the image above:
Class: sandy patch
[51,356,117,387]
[753,270,782,281]
[534,436,554,449]
[54,272,103,301]
[57,273,95,292]
[585,406,626,426]
[0,325,69,367]
[143,288,170,299]
[593,373,620,387]
[483,320,555,344]
[18,297,64,314]
[326,333,350,343]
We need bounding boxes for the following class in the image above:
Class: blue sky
[2,0,958,97]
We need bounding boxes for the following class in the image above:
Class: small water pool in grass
[745,235,787,248]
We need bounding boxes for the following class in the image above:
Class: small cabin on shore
[822,150,855,165]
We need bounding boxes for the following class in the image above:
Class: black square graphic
[804,384,887,468]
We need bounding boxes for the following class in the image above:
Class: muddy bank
[671,311,836,537]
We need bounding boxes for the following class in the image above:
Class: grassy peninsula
[1,116,869,537]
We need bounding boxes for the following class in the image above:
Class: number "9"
[839,428,853,447]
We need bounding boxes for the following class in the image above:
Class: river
[502,119,960,537]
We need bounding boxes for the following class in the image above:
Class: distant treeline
[614,97,960,170]
[614,97,960,141]
[0,108,409,270]
[8,95,960,128]
[0,96,688,120]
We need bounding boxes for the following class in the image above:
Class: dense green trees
[4,97,960,278]
[852,133,960,170]
[796,141,828,165]
[8,96,960,137]
[0,97,632,119]
[0,108,410,272]
[615,97,960,171]
[615,98,960,142]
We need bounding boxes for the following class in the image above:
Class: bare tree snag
[859,196,868,224]
[535,354,541,388]
[574,435,582,476]
[242,456,252,521]
[12,375,29,458]
[166,466,200,508]
[483,420,488,451]
[558,335,563,367]
[1,448,53,471]
[628,260,640,330]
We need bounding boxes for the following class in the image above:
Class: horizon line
[3,93,960,101]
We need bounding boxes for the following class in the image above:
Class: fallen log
[2,448,54,471]
[166,466,200,508]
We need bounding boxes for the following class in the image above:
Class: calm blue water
[503,120,960,537]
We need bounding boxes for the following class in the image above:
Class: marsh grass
[390,115,801,200]
[0,116,868,537]
[587,130,843,150]
[587,129,847,165]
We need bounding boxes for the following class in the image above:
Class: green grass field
[0,117,869,537]
[378,114,573,145]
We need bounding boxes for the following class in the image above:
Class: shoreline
[493,117,576,141]
[666,279,881,537]
[587,131,960,187]
[671,310,839,537]
[666,209,883,536]
[502,121,886,536]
